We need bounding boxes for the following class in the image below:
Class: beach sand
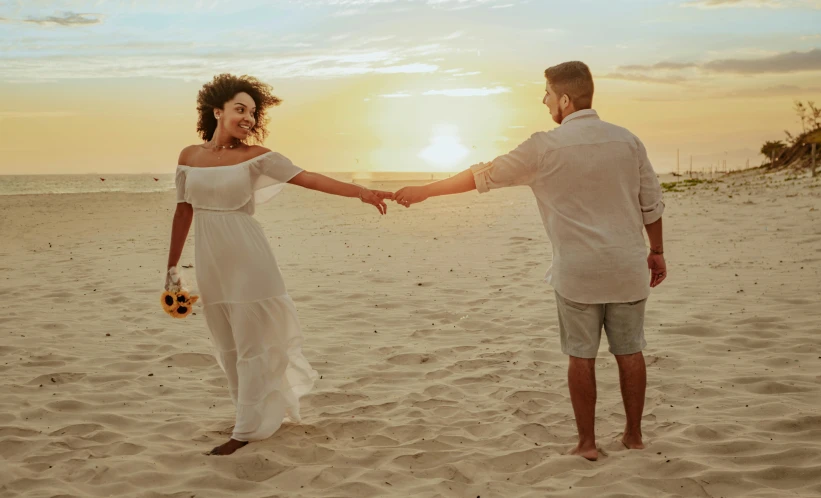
[1,170,820,497]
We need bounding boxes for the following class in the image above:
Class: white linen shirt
[470,109,665,304]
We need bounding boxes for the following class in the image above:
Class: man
[394,61,666,461]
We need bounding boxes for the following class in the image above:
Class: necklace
[208,140,240,159]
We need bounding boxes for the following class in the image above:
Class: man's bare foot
[207,438,248,456]
[568,442,599,461]
[621,432,645,450]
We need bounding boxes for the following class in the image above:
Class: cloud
[333,8,364,16]
[618,62,698,71]
[682,0,821,7]
[616,48,821,80]
[380,92,412,97]
[444,68,480,76]
[0,28,448,82]
[24,12,103,26]
[422,86,510,96]
[599,73,688,84]
[721,84,821,97]
[294,0,401,5]
[633,84,821,101]
[374,63,439,73]
[424,0,512,9]
[296,0,516,7]
[704,48,821,73]
[0,51,440,81]
[682,0,781,7]
[440,31,464,40]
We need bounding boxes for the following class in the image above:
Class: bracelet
[650,248,664,255]
[352,183,366,201]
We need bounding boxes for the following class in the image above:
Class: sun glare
[418,124,469,170]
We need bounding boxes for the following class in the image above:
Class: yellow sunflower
[172,301,194,319]
[175,290,190,305]
[161,291,178,313]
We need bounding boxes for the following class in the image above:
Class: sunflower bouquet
[161,267,199,319]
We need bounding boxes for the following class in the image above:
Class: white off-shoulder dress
[175,151,318,442]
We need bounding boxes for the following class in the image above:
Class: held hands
[393,186,430,208]
[647,252,667,288]
[357,184,431,213]
[359,188,394,215]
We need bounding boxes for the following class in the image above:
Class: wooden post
[677,149,680,176]
[771,150,775,167]
[813,143,817,178]
[689,155,693,177]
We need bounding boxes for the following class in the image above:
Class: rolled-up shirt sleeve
[636,138,665,224]
[470,134,540,193]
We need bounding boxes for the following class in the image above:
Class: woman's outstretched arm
[289,171,393,215]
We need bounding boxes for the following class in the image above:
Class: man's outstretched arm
[394,169,476,206]
[394,134,541,207]
[426,169,477,197]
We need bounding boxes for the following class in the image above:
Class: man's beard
[554,106,565,124]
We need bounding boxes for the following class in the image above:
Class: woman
[166,74,393,455]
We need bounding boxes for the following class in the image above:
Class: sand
[1,170,820,497]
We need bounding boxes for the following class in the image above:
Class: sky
[1,0,820,174]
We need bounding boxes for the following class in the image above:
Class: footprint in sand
[28,372,86,385]
[504,390,564,405]
[307,392,368,408]
[0,345,19,356]
[39,322,69,330]
[387,353,434,365]
[48,423,105,437]
[0,426,41,438]
[309,466,360,489]
[162,352,217,368]
[232,455,290,482]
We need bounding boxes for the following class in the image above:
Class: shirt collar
[561,109,599,125]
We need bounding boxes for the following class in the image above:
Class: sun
[418,124,469,170]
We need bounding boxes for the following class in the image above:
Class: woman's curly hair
[196,74,282,143]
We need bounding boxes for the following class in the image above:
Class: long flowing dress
[175,151,319,442]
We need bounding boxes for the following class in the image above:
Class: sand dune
[1,171,820,497]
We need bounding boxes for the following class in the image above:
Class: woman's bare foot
[568,442,599,461]
[621,431,645,450]
[207,438,248,456]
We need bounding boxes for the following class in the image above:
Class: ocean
[0,172,454,196]
[0,174,177,196]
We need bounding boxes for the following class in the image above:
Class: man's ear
[561,94,570,109]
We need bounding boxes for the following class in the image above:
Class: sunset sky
[1,0,820,174]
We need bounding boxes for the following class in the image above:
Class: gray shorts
[555,291,647,358]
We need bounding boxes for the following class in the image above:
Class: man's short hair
[544,61,594,110]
